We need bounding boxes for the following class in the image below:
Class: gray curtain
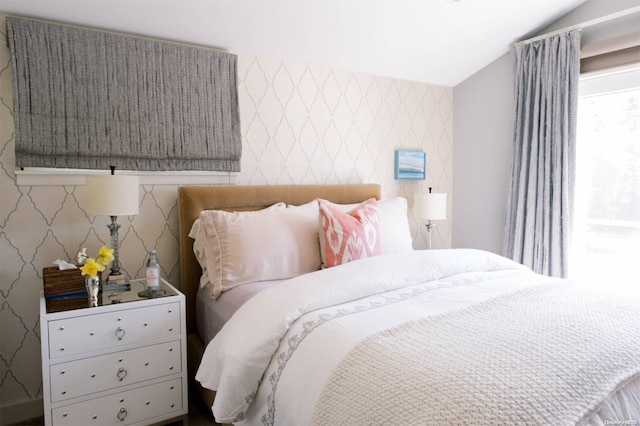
[504,31,581,277]
[6,16,241,172]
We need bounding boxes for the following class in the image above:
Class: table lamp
[85,167,139,291]
[413,187,447,250]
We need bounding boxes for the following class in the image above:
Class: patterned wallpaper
[0,15,452,413]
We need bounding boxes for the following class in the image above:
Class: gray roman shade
[6,16,241,172]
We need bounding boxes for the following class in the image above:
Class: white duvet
[196,249,640,425]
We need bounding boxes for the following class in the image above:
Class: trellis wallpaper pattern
[0,16,452,414]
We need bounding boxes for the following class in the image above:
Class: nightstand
[40,278,188,426]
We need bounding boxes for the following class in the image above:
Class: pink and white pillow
[318,198,384,268]
[317,197,413,254]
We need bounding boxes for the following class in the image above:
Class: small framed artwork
[394,150,426,180]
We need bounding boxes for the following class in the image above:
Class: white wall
[452,0,640,254]
[452,53,514,253]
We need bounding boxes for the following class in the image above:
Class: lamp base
[425,221,435,250]
[103,273,131,293]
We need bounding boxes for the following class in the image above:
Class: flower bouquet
[78,246,114,306]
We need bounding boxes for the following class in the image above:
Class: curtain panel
[504,31,581,278]
[6,16,241,172]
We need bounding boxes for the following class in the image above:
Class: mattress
[196,279,283,344]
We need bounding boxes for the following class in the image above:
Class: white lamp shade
[413,192,447,221]
[85,175,139,216]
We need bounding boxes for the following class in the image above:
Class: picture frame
[394,150,426,180]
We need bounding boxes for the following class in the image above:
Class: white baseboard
[0,398,44,425]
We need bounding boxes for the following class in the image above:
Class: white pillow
[198,202,322,299]
[293,197,413,254]
[377,197,414,253]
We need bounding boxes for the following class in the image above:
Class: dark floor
[9,397,216,426]
[170,397,217,426]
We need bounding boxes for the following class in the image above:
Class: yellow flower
[96,245,114,266]
[80,258,105,278]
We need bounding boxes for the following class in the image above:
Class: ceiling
[1,0,587,86]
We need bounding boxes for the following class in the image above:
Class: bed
[178,184,640,426]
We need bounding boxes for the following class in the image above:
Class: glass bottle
[145,250,160,294]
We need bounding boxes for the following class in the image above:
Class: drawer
[48,302,180,358]
[50,341,181,402]
[51,377,182,426]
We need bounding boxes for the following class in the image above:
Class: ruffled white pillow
[197,202,322,299]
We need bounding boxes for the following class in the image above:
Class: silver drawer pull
[168,309,172,313]
[144,322,148,326]
[169,347,173,352]
[89,331,94,336]
[169,365,174,370]
[91,373,96,378]
[60,347,65,351]
[117,367,128,381]
[170,403,175,408]
[145,362,149,366]
[61,390,66,395]
[117,408,127,422]
[60,370,65,375]
[145,401,150,406]
[92,415,97,420]
[62,413,67,417]
[59,326,64,331]
[115,327,126,340]
[170,385,174,390]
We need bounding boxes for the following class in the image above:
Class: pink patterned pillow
[318,198,384,268]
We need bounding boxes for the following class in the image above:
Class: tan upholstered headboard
[178,184,381,334]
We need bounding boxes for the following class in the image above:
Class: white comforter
[196,249,640,425]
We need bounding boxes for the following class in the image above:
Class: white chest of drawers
[40,278,188,426]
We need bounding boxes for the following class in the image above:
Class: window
[571,67,640,294]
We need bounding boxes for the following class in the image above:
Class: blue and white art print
[394,150,426,180]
